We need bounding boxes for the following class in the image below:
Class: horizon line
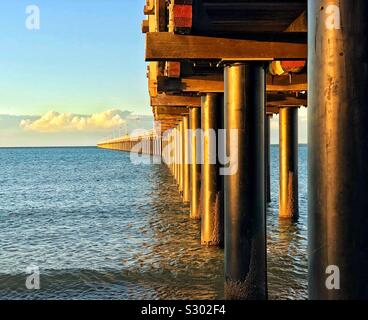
[0,143,308,149]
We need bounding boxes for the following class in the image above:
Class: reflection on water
[267,145,308,299]
[0,146,307,300]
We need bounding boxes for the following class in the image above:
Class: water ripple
[0,146,307,300]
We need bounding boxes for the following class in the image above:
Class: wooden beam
[267,73,307,91]
[152,93,306,108]
[157,120,181,124]
[160,123,179,126]
[267,106,280,115]
[155,115,185,121]
[142,20,149,33]
[156,118,181,123]
[267,83,307,92]
[157,75,223,93]
[152,93,306,110]
[155,107,298,120]
[144,1,155,15]
[157,73,307,93]
[151,94,201,107]
[154,106,189,115]
[146,32,307,61]
[156,0,167,32]
[155,120,181,127]
[156,115,187,119]
[267,94,307,107]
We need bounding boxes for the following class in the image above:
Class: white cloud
[20,109,127,133]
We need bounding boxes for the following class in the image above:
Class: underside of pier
[97,0,368,300]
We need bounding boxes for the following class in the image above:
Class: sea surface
[0,146,308,300]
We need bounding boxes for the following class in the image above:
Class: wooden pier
[98,0,368,300]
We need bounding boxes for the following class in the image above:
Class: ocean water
[0,146,307,300]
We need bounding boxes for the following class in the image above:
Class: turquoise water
[0,146,307,300]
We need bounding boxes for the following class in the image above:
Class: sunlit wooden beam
[146,32,307,61]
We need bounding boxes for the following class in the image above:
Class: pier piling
[174,128,178,183]
[189,107,202,220]
[308,0,368,300]
[224,63,267,300]
[178,123,182,189]
[265,114,271,203]
[179,121,184,195]
[201,93,224,247]
[182,115,190,203]
[279,107,299,219]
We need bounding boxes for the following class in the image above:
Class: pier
[98,0,368,300]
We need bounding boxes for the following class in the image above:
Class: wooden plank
[267,82,307,92]
[155,120,182,127]
[144,0,155,15]
[154,106,189,115]
[151,94,201,107]
[155,106,300,119]
[156,0,167,32]
[165,61,181,78]
[148,78,158,97]
[157,73,307,93]
[152,93,306,109]
[155,115,186,121]
[159,123,179,127]
[267,73,307,91]
[157,75,224,93]
[157,120,181,124]
[142,20,149,33]
[145,32,307,61]
[267,106,280,115]
[267,94,307,107]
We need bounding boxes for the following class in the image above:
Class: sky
[0,0,153,147]
[0,0,307,147]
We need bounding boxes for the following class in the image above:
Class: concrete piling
[308,0,368,300]
[201,93,224,247]
[189,107,202,219]
[279,107,298,220]
[224,63,267,300]
[182,115,190,203]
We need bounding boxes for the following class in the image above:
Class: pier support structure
[265,114,271,203]
[279,107,298,219]
[224,63,266,300]
[169,130,174,175]
[178,121,183,194]
[168,130,175,176]
[176,123,180,188]
[182,115,190,203]
[308,0,368,300]
[201,93,224,247]
[189,107,202,219]
[172,127,179,185]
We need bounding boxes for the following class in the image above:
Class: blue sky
[0,1,307,146]
[0,0,149,116]
[0,0,155,146]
